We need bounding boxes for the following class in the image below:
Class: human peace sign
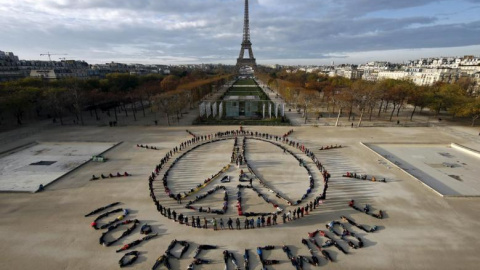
[148,128,330,230]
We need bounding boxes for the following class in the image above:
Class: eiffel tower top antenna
[243,0,250,43]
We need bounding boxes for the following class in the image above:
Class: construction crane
[40,52,67,61]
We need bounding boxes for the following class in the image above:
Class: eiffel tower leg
[239,48,245,59]
[248,47,255,59]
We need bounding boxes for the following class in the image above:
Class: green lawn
[226,90,265,96]
[194,116,291,126]
[223,79,269,99]
[234,79,257,86]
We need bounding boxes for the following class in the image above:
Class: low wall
[451,143,480,159]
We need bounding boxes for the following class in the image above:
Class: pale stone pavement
[0,125,479,269]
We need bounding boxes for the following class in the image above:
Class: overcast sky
[1,0,480,65]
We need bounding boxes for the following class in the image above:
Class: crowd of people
[303,217,372,254]
[349,199,384,219]
[236,183,282,217]
[90,208,129,230]
[341,215,378,233]
[118,251,139,268]
[283,129,294,137]
[153,136,231,201]
[90,172,131,181]
[324,222,365,250]
[147,127,331,231]
[85,202,120,217]
[152,239,191,269]
[99,219,139,247]
[223,250,241,269]
[83,126,390,269]
[84,202,161,268]
[256,246,280,269]
[319,144,342,150]
[283,244,325,269]
[343,172,387,183]
[185,130,197,138]
[116,233,157,253]
[136,144,159,150]
[185,185,228,215]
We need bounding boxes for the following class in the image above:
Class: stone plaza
[1,124,479,269]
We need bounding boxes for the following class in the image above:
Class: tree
[160,75,180,92]
[44,87,68,125]
[455,77,476,96]
[374,79,396,117]
[456,97,480,126]
[85,89,104,121]
[352,80,375,127]
[298,90,317,124]
[153,92,176,126]
[59,79,85,125]
[407,85,431,121]
[452,96,480,127]
[384,80,410,121]
[1,87,36,125]
[105,73,139,93]
[428,83,465,116]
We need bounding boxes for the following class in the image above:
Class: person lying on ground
[99,213,127,229]
[308,229,320,238]
[298,256,314,266]
[322,239,335,248]
[262,259,280,265]
[229,252,239,269]
[165,240,178,255]
[167,241,189,259]
[282,245,294,260]
[85,202,120,217]
[118,250,139,268]
[187,259,210,270]
[310,254,320,266]
[91,208,124,229]
[221,175,230,183]
[341,215,378,232]
[140,223,152,234]
[116,233,158,252]
[99,219,139,247]
[193,245,217,258]
[334,241,348,254]
[322,249,334,262]
[372,210,384,219]
[244,249,250,270]
[152,254,168,270]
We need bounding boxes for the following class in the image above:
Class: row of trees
[258,70,480,126]
[152,75,233,125]
[0,69,233,126]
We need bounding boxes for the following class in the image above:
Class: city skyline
[1,0,480,65]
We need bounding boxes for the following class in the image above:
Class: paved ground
[0,125,480,269]
[366,143,480,196]
[0,142,117,192]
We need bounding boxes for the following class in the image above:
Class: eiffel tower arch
[236,0,257,73]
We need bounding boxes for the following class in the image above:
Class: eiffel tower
[236,0,257,71]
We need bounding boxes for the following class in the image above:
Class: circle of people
[147,128,332,230]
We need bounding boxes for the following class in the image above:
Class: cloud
[0,0,479,64]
